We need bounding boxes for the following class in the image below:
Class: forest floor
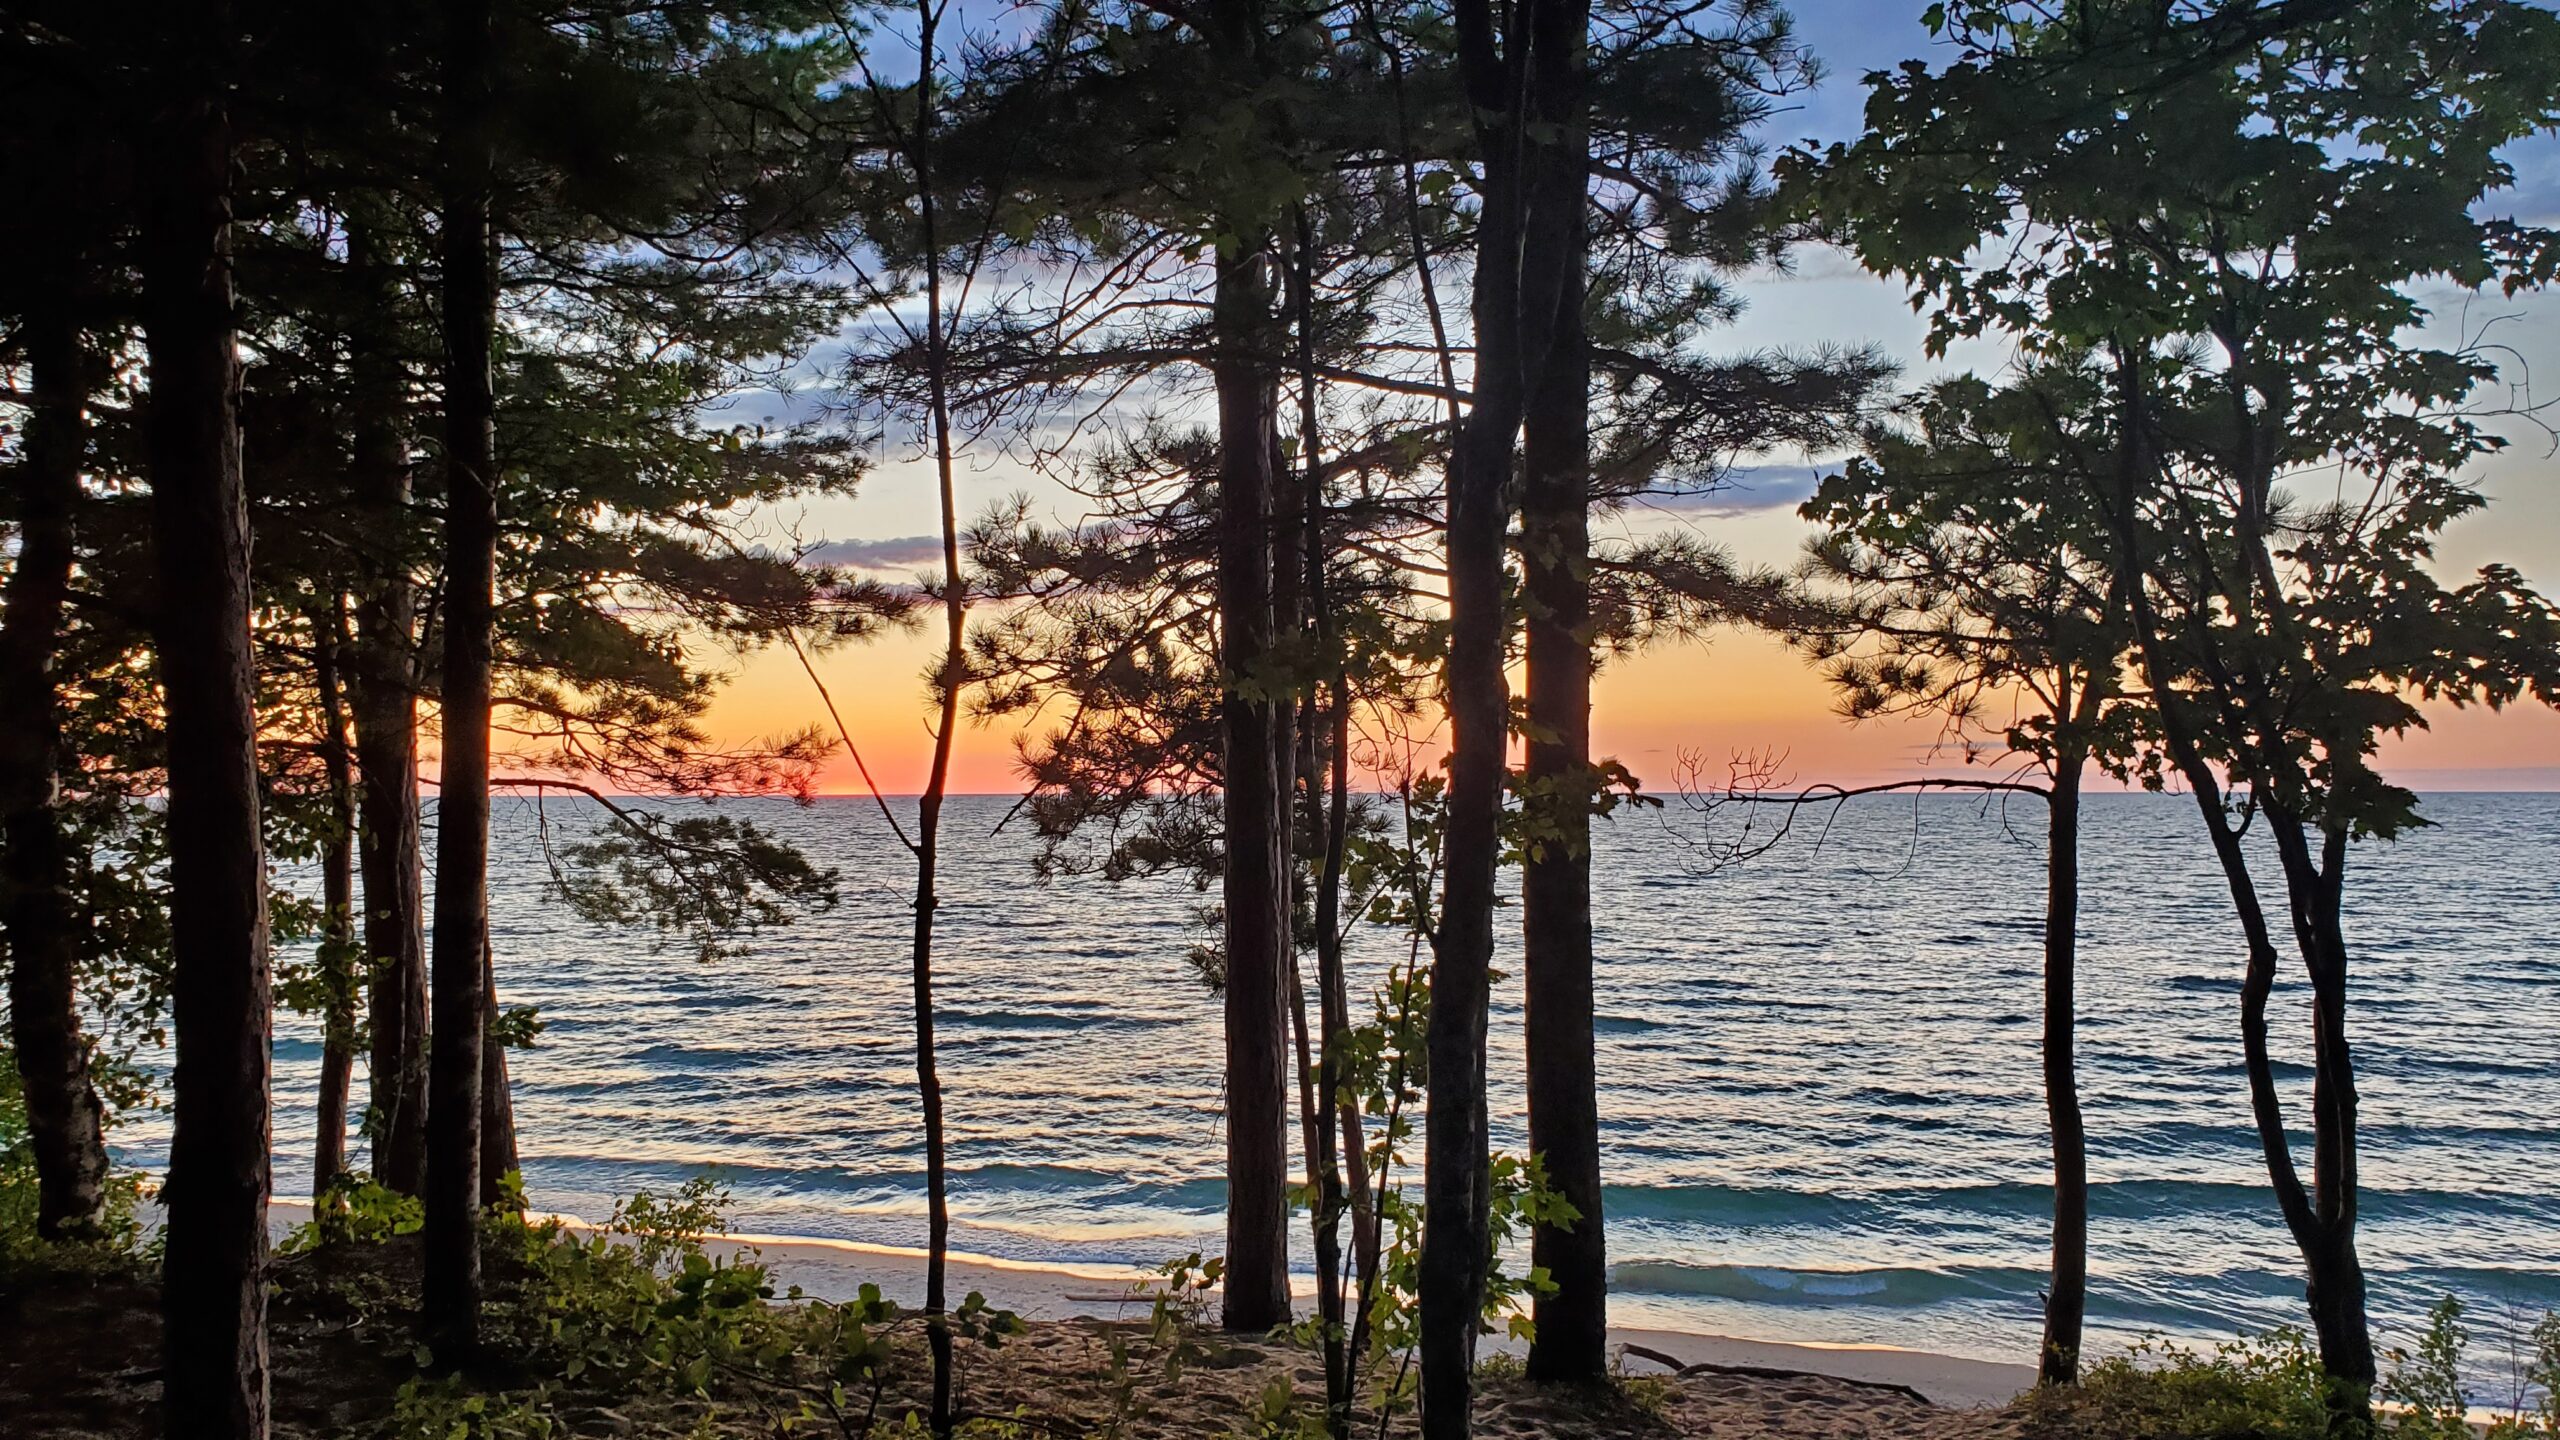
[0,1237,2069,1439]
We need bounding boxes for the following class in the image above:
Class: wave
[939,1007,1170,1033]
[626,1043,762,1072]
[1596,1176,2558,1233]
[1601,1182,1872,1228]
[1611,1259,2043,1308]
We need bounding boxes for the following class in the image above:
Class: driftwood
[1618,1342,1935,1407]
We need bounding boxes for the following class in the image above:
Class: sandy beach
[262,1199,2038,1412]
[260,1192,2033,1401]
[672,1224,2037,1408]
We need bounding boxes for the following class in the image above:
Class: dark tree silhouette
[1515,18,1599,1379]
[0,130,111,1239]
[344,209,434,1198]
[1423,0,1584,1426]
[422,0,499,1355]
[141,0,275,1430]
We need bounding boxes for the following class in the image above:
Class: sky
[685,0,2560,796]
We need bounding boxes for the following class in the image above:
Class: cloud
[800,535,948,571]
[1636,462,1835,515]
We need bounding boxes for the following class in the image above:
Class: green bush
[0,1051,142,1272]
[2382,1298,2474,1440]
[2035,1300,2560,1440]
[2035,1328,2332,1440]
[279,1173,424,1254]
[2478,1307,2560,1440]
[485,1175,790,1394]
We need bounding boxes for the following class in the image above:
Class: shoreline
[268,1199,2036,1409]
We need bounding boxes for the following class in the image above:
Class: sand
[687,1223,2040,1410]
[236,1200,2040,1437]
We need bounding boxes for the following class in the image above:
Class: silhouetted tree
[141,0,275,1430]
[1418,0,1583,1425]
[1801,0,2560,1422]
[1794,364,2139,1383]
[422,0,499,1356]
[0,101,114,1239]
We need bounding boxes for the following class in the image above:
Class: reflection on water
[116,791,2560,1364]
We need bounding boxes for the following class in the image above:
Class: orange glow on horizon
[690,626,2560,799]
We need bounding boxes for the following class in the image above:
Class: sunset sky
[687,0,2560,797]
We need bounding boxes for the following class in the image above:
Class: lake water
[115,790,2560,1370]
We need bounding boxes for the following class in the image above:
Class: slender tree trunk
[478,918,517,1208]
[142,11,273,1429]
[1,263,111,1239]
[1289,212,1354,1436]
[314,604,359,1196]
[2101,347,2371,1429]
[1519,140,1601,1382]
[346,212,431,1197]
[911,12,960,1428]
[1214,230,1294,1335]
[423,0,497,1356]
[1425,0,1581,1428]
[1322,691,1377,1297]
[1421,59,1526,1440]
[2037,752,2087,1385]
[2268,816,2376,1398]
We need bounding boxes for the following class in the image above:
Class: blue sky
[717,0,2560,789]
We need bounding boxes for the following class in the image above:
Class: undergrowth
[288,1173,1030,1439]
[2029,1299,2560,1440]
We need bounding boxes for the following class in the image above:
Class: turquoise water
[120,790,2560,1367]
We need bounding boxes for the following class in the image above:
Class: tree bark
[1519,128,1601,1381]
[142,9,273,1429]
[1214,232,1294,1335]
[346,212,431,1197]
[1422,30,1526,1429]
[1425,0,1582,1429]
[2268,814,2376,1398]
[2037,752,2087,1385]
[478,918,518,1208]
[1289,211,1355,1436]
[910,13,961,1427]
[1,261,111,1239]
[313,604,359,1196]
[423,0,497,1357]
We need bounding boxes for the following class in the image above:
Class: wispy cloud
[1636,462,1835,515]
[800,535,948,571]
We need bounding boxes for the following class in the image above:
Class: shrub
[2030,1328,2331,1440]
[2486,1310,2560,1440]
[2382,1297,2473,1440]
[2031,1299,2560,1440]
[0,1051,143,1272]
[278,1173,424,1254]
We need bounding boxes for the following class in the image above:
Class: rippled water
[118,790,2560,1367]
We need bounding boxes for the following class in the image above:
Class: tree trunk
[478,919,517,1208]
[423,0,497,1357]
[2037,753,2087,1385]
[2268,816,2377,1401]
[313,604,359,1196]
[2101,349,2371,1429]
[910,14,961,1426]
[1323,692,1377,1298]
[142,13,274,1430]
[1421,57,1527,1440]
[1519,145,1601,1384]
[1214,231,1294,1335]
[0,263,111,1239]
[1289,213,1355,1436]
[346,212,431,1197]
[1425,0,1582,1429]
